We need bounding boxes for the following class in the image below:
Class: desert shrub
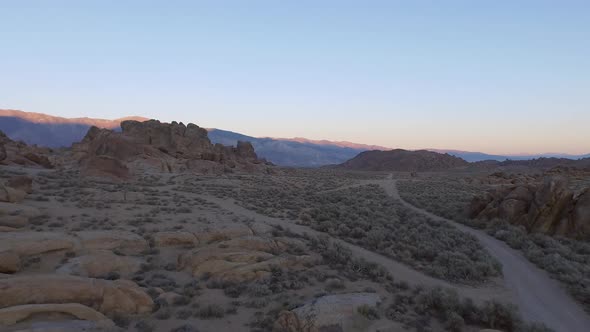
[175,309,192,319]
[357,304,380,320]
[134,321,154,332]
[170,325,199,332]
[196,304,225,319]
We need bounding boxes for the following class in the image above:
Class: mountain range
[1,109,588,167]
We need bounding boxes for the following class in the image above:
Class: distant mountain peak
[0,109,148,128]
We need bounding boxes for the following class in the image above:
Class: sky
[1,1,589,155]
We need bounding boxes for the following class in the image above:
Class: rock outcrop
[74,230,149,255]
[0,275,153,316]
[6,176,33,194]
[0,130,53,168]
[57,252,143,278]
[178,236,315,283]
[73,119,268,179]
[274,293,381,332]
[0,303,115,329]
[470,176,590,239]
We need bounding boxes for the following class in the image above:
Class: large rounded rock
[0,232,76,257]
[0,215,28,229]
[6,176,33,194]
[0,303,115,328]
[179,236,315,283]
[274,293,381,332]
[0,202,40,219]
[75,231,148,255]
[0,275,153,316]
[0,251,20,273]
[0,184,26,203]
[57,251,143,278]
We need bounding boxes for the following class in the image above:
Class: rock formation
[0,130,53,169]
[73,119,268,179]
[470,176,590,239]
[274,292,381,332]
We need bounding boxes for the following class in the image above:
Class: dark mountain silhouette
[336,149,469,171]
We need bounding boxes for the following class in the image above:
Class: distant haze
[1,109,588,167]
[1,2,589,154]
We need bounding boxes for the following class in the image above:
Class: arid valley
[1,117,589,332]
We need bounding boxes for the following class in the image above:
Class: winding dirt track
[383,175,590,332]
[193,174,590,332]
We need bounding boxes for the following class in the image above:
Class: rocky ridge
[470,176,590,239]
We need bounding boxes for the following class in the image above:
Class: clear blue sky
[1,1,589,154]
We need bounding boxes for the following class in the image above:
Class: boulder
[75,231,148,255]
[0,303,115,328]
[0,215,28,228]
[0,275,153,316]
[0,202,40,219]
[0,143,6,162]
[6,176,33,194]
[179,236,315,283]
[0,184,26,203]
[0,251,20,273]
[0,232,76,257]
[23,152,53,169]
[57,251,143,278]
[572,188,590,238]
[274,293,381,332]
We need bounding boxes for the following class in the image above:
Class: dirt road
[383,176,590,332]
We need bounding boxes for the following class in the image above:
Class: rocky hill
[73,120,269,180]
[336,149,469,172]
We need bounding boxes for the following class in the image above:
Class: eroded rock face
[274,293,381,332]
[573,188,590,236]
[73,120,267,179]
[471,176,590,238]
[0,275,153,316]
